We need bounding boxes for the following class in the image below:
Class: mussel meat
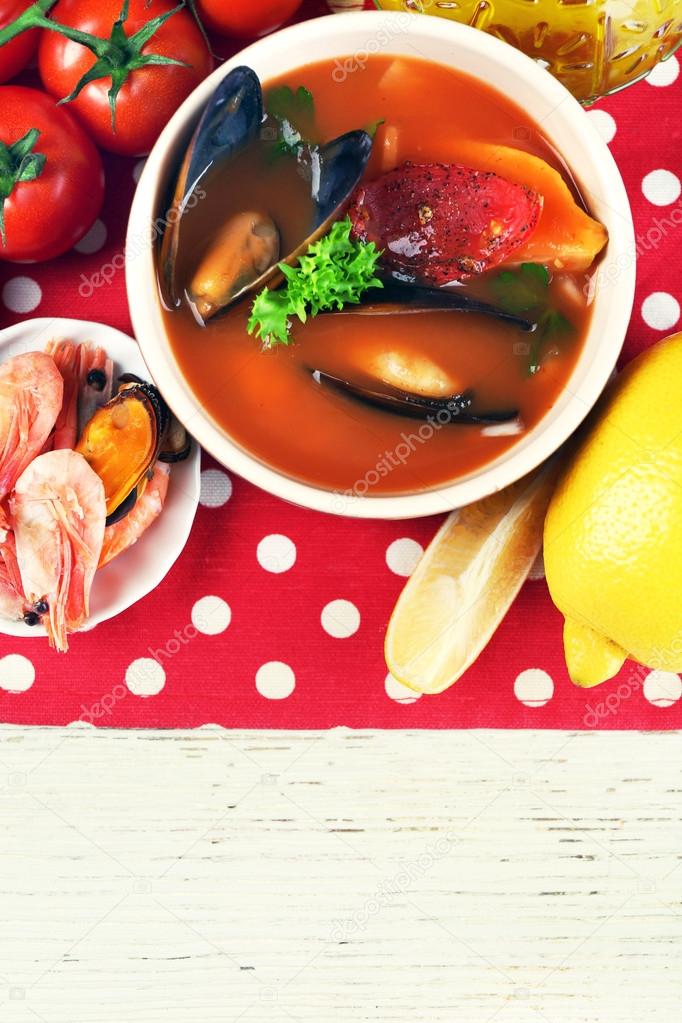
[363,350,462,399]
[75,383,166,522]
[311,368,519,425]
[160,65,374,322]
[159,411,192,464]
[188,211,280,321]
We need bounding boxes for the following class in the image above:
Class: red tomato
[38,0,213,156]
[349,163,543,283]
[196,0,304,38]
[0,0,39,84]
[0,86,104,262]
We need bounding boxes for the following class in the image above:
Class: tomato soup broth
[161,55,597,495]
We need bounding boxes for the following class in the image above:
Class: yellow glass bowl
[374,0,682,102]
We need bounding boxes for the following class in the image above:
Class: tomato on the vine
[0,0,39,84]
[195,0,304,39]
[0,86,104,261]
[38,0,213,156]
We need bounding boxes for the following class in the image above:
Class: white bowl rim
[126,10,636,520]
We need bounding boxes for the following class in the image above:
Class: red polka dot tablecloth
[0,1,680,728]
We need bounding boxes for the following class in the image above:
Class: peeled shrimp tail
[11,450,106,653]
[45,340,115,452]
[99,462,170,568]
[45,339,82,451]
[0,389,31,487]
[0,352,63,499]
[0,559,24,620]
[0,507,25,620]
[0,508,22,595]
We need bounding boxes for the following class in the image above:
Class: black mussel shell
[311,369,519,424]
[336,280,536,332]
[105,486,138,527]
[118,377,170,436]
[160,66,264,305]
[306,130,374,233]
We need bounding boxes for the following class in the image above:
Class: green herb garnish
[248,217,383,348]
[491,262,550,314]
[266,85,316,157]
[266,85,315,123]
[491,262,574,374]
[528,309,573,376]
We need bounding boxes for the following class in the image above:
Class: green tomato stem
[0,129,47,247]
[0,3,108,53]
[0,0,57,46]
[0,0,192,134]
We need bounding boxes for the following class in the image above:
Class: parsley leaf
[490,262,574,375]
[247,290,292,347]
[247,217,383,347]
[490,262,550,314]
[265,85,316,157]
[528,309,573,376]
[266,85,314,123]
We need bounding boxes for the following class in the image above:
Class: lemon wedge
[385,467,556,694]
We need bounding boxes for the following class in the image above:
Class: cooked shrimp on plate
[0,318,200,649]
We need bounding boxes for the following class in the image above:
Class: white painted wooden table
[1,726,681,1022]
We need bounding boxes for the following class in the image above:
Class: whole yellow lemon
[544,331,682,687]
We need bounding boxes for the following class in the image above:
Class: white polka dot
[321,599,360,638]
[2,276,42,314]
[74,218,108,254]
[642,292,680,331]
[191,595,231,635]
[257,534,296,573]
[643,670,682,707]
[641,168,681,206]
[514,668,554,707]
[133,158,147,183]
[646,55,679,87]
[199,468,232,507]
[256,661,296,699]
[0,654,35,692]
[386,538,424,577]
[586,108,616,144]
[125,657,166,696]
[385,671,421,703]
[528,551,545,581]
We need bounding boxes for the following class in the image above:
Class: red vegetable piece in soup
[348,162,542,284]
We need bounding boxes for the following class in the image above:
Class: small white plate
[0,317,200,639]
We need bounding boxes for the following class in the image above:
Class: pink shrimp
[10,449,106,652]
[44,340,80,451]
[0,506,25,620]
[44,340,113,451]
[99,461,170,568]
[0,352,63,499]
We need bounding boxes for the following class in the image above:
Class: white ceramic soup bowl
[126,11,635,519]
